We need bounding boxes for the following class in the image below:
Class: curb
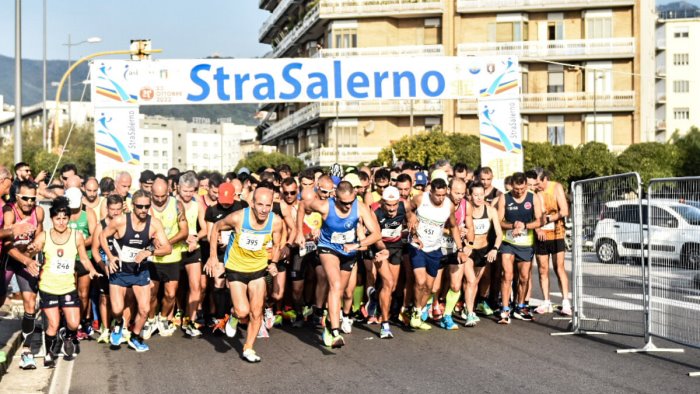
[0,329,23,381]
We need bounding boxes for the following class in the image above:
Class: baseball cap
[219,183,235,205]
[140,170,156,184]
[415,172,428,186]
[430,169,449,183]
[343,173,361,188]
[237,167,251,176]
[65,187,83,209]
[382,186,400,201]
[331,175,341,187]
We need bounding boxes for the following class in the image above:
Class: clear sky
[0,0,272,60]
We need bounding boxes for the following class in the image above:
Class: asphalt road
[60,254,700,394]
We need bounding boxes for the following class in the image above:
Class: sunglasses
[319,188,334,194]
[17,195,36,202]
[390,178,397,182]
[133,203,151,210]
[283,191,297,196]
[375,184,388,189]
[337,199,354,206]
[61,176,68,181]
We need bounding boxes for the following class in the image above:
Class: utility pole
[14,0,22,163]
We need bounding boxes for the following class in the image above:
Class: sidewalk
[0,315,22,382]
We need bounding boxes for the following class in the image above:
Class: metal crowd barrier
[571,173,646,336]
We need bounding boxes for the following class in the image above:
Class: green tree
[377,131,454,167]
[235,151,305,174]
[447,134,481,169]
[576,142,617,179]
[616,142,682,184]
[522,141,556,173]
[671,126,700,176]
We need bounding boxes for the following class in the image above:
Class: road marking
[48,356,74,394]
[616,293,700,312]
[580,296,644,311]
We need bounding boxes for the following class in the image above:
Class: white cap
[65,187,83,209]
[382,186,400,202]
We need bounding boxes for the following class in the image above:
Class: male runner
[144,179,188,338]
[99,190,172,352]
[497,172,542,324]
[101,171,132,219]
[204,187,283,363]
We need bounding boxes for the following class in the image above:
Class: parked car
[593,199,700,267]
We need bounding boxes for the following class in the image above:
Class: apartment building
[258,0,654,165]
[655,15,700,141]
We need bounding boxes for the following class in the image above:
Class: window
[546,13,564,40]
[153,163,159,170]
[488,21,529,42]
[144,150,150,156]
[522,116,529,141]
[193,153,199,159]
[585,10,612,39]
[162,151,168,157]
[162,138,168,144]
[673,53,689,66]
[153,138,159,143]
[144,137,150,143]
[547,64,564,93]
[674,108,690,120]
[330,120,358,148]
[144,163,150,170]
[192,141,198,147]
[153,151,159,157]
[585,114,613,146]
[328,21,358,49]
[673,80,689,93]
[674,27,689,38]
[203,141,208,147]
[547,115,565,145]
[424,18,442,45]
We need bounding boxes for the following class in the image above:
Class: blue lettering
[421,71,444,97]
[234,73,250,101]
[280,63,302,100]
[393,71,416,98]
[373,72,389,97]
[307,72,329,99]
[213,67,230,101]
[253,73,276,100]
[187,64,210,101]
[333,60,342,99]
[347,72,369,99]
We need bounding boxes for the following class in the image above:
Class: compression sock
[445,289,461,316]
[352,286,364,313]
[21,312,36,347]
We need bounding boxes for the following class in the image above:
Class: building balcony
[298,146,383,167]
[456,0,634,13]
[259,0,297,43]
[656,120,666,131]
[259,0,277,12]
[457,37,635,61]
[318,44,444,58]
[656,93,666,104]
[320,0,444,19]
[656,38,666,51]
[656,66,666,77]
[263,99,444,143]
[272,4,320,58]
[457,91,636,115]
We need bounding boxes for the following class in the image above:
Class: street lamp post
[63,35,101,126]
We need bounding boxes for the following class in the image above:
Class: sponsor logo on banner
[95,110,140,165]
[479,58,519,98]
[94,64,138,104]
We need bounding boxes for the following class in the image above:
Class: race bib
[220,230,232,245]
[473,218,490,235]
[299,241,317,257]
[541,222,555,231]
[119,245,143,263]
[51,258,73,275]
[441,236,457,253]
[331,230,355,244]
[238,232,265,251]
[505,229,531,244]
[417,221,441,243]
[381,225,402,239]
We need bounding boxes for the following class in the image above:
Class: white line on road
[48,356,74,394]
[615,293,700,312]
[580,296,644,311]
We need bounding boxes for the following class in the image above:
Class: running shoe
[172,310,183,327]
[128,336,149,352]
[76,329,89,341]
[283,309,297,322]
[257,324,270,338]
[366,289,378,317]
[110,325,123,347]
[341,315,353,334]
[184,320,202,337]
[512,306,533,321]
[121,327,131,344]
[63,335,76,359]
[158,318,177,337]
[498,308,511,325]
[142,318,157,340]
[322,327,333,347]
[475,300,494,316]
[398,308,411,326]
[97,329,110,344]
[380,324,394,339]
[273,314,283,328]
[367,315,379,325]
[225,316,239,338]
[465,312,479,327]
[302,306,313,321]
[432,302,444,321]
[19,351,36,370]
[459,307,468,321]
[43,352,56,369]
[421,305,429,322]
[292,314,305,328]
[242,349,261,363]
[410,310,432,330]
[439,315,459,330]
[535,301,554,314]
[211,315,228,334]
[331,333,345,348]
[560,299,573,316]
[264,308,275,330]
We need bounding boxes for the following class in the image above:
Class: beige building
[258,0,654,165]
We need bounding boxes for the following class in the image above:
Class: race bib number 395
[238,232,265,251]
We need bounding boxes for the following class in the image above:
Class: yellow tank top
[224,208,274,273]
[541,182,565,240]
[179,198,200,251]
[151,198,182,263]
[89,197,102,222]
[40,230,78,295]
